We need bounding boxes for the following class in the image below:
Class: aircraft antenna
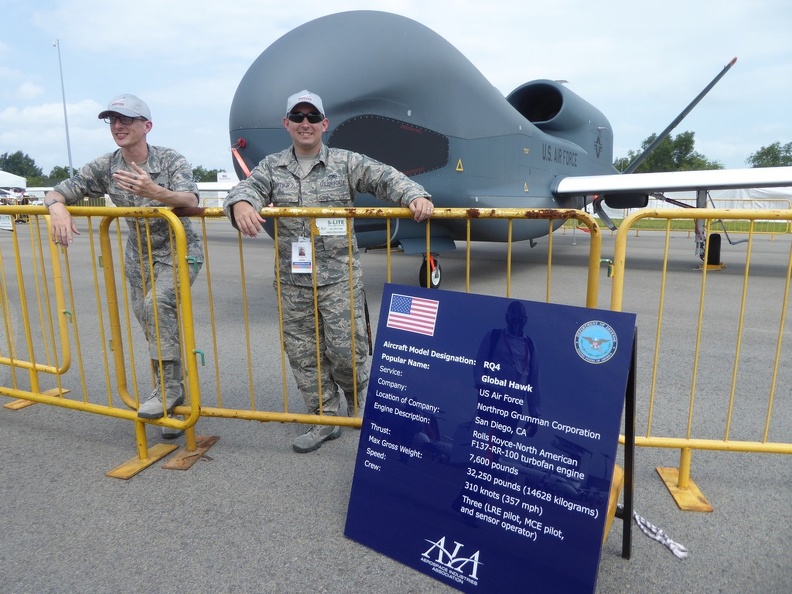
[622,57,737,174]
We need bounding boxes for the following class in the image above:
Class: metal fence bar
[610,208,792,510]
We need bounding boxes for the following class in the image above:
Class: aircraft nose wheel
[419,255,442,289]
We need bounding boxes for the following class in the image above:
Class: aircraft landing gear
[419,254,441,289]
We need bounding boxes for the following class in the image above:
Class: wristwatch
[44,198,59,209]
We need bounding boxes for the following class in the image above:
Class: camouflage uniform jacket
[53,144,203,265]
[223,144,430,286]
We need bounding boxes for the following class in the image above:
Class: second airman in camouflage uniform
[46,94,203,429]
[225,90,434,453]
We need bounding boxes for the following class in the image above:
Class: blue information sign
[345,285,636,593]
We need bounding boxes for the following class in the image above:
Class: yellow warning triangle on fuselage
[456,159,464,172]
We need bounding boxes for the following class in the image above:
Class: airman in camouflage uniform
[225,90,434,453]
[45,94,202,429]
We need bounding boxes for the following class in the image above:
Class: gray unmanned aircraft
[228,10,792,288]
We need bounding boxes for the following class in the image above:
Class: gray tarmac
[1,223,790,593]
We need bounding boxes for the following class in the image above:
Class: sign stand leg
[615,331,637,559]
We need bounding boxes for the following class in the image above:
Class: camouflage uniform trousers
[127,256,202,392]
[278,276,369,417]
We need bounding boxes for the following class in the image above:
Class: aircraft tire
[419,257,442,289]
[707,233,721,266]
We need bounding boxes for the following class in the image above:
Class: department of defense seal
[575,320,618,364]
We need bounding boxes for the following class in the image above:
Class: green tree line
[2,133,791,186]
[613,133,792,172]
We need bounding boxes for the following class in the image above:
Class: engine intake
[507,80,610,135]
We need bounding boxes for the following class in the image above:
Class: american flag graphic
[386,294,439,336]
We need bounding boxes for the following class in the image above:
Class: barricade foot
[656,467,714,512]
[3,387,70,410]
[162,435,220,470]
[106,443,179,480]
[4,399,36,410]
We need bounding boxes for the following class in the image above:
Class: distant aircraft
[228,10,792,288]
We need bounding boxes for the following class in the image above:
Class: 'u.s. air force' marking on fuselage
[541,143,578,167]
[574,320,618,364]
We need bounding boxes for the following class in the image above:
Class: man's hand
[112,163,160,199]
[409,196,434,222]
[232,201,267,237]
[46,193,80,247]
[111,163,197,208]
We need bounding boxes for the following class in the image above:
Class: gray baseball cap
[98,94,151,120]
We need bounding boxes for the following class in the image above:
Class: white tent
[0,169,26,189]
[652,187,792,210]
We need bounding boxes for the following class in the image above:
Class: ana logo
[421,536,481,586]
[575,320,618,364]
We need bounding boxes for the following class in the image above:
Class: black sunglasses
[103,115,146,125]
[287,111,324,124]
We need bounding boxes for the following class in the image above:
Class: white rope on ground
[632,509,690,559]
[616,504,690,559]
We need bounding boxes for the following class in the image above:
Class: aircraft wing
[554,166,792,196]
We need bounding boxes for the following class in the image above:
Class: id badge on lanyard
[291,219,347,273]
[291,237,312,274]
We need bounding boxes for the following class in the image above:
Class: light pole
[53,39,74,177]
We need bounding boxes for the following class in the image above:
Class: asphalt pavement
[1,225,790,593]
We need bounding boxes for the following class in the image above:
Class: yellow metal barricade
[0,204,604,476]
[0,206,204,477]
[610,208,792,510]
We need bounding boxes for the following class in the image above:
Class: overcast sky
[1,0,790,178]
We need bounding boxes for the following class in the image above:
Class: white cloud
[17,82,45,100]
